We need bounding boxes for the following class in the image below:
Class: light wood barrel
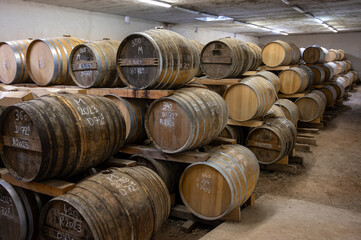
[263,105,285,119]
[262,40,293,67]
[117,29,199,89]
[26,36,85,86]
[39,166,171,240]
[69,39,124,88]
[190,40,204,77]
[319,85,337,106]
[344,60,352,72]
[295,91,327,122]
[326,49,340,62]
[274,99,299,126]
[327,62,340,75]
[309,65,326,84]
[298,65,314,88]
[0,94,126,182]
[329,77,347,98]
[247,42,262,70]
[0,180,47,240]
[320,63,335,81]
[338,49,345,60]
[200,38,254,78]
[287,42,301,65]
[179,144,259,220]
[279,67,309,94]
[0,39,32,84]
[247,117,297,164]
[303,45,328,64]
[224,76,277,121]
[254,70,281,93]
[218,125,243,144]
[335,61,347,74]
[104,94,148,144]
[145,87,228,153]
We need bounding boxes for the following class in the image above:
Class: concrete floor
[200,85,361,240]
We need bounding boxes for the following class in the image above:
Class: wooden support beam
[295,143,311,152]
[297,128,319,134]
[87,88,174,99]
[297,133,315,138]
[192,77,240,86]
[209,137,236,146]
[227,118,264,128]
[296,137,317,146]
[98,158,137,169]
[260,163,299,175]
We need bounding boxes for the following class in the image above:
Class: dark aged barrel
[179,144,259,220]
[309,65,326,84]
[200,38,254,78]
[319,63,335,81]
[0,94,126,182]
[274,99,299,126]
[145,88,228,153]
[247,42,262,70]
[0,180,47,240]
[117,29,199,89]
[287,42,301,65]
[278,67,309,94]
[69,39,124,88]
[0,39,32,84]
[302,45,328,64]
[190,40,204,77]
[261,40,293,67]
[247,117,297,164]
[224,76,277,121]
[254,70,281,93]
[295,90,327,122]
[26,36,85,86]
[319,85,337,106]
[39,166,171,240]
[218,125,243,144]
[104,94,148,144]
[263,105,285,119]
[298,65,314,88]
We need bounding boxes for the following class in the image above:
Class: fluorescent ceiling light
[196,16,234,22]
[272,30,281,34]
[304,13,314,18]
[281,32,289,35]
[139,0,171,8]
[314,18,323,24]
[292,5,305,13]
[331,29,338,33]
[282,0,290,4]
[173,6,199,14]
[321,23,329,28]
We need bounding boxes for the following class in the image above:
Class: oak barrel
[247,117,297,164]
[303,45,328,64]
[338,49,345,60]
[0,94,126,182]
[261,40,293,67]
[117,29,199,89]
[145,87,228,153]
[287,42,301,65]
[179,144,259,220]
[295,90,327,122]
[278,67,309,94]
[218,125,243,144]
[320,63,335,81]
[345,60,352,72]
[247,42,262,70]
[263,105,285,119]
[104,94,148,144]
[298,65,314,88]
[224,76,277,121]
[0,39,33,84]
[39,166,171,240]
[319,85,337,106]
[274,99,299,126]
[329,77,347,98]
[190,40,204,77]
[69,39,124,88]
[326,49,340,62]
[309,65,326,84]
[335,61,347,74]
[254,70,281,93]
[26,36,85,86]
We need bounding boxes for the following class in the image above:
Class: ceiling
[24,0,361,36]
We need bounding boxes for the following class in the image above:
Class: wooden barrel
[145,87,228,153]
[224,76,276,121]
[247,117,296,164]
[338,49,345,60]
[309,65,326,84]
[298,65,314,88]
[190,40,204,77]
[287,42,301,65]
[329,77,347,98]
[303,45,327,64]
[254,70,281,93]
[274,99,299,126]
[0,94,126,182]
[104,94,148,144]
[200,38,254,78]
[295,90,327,122]
[179,144,259,220]
[326,49,340,62]
[130,154,186,194]
[247,42,262,70]
[69,39,124,88]
[319,85,337,106]
[343,72,355,86]
[344,60,352,72]
[327,62,340,75]
[26,36,85,86]
[117,29,199,89]
[278,67,309,94]
[0,180,47,240]
[0,39,33,84]
[207,85,228,96]
[39,166,170,240]
[263,105,285,119]
[351,71,358,82]
[261,40,293,67]
[335,61,347,74]
[320,63,335,81]
[218,125,243,144]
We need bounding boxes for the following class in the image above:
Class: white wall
[259,32,361,78]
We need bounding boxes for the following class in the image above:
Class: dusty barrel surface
[70,39,124,88]
[224,76,277,121]
[254,70,281,93]
[0,180,47,240]
[263,105,286,119]
[200,38,254,78]
[218,125,243,144]
[26,36,85,86]
[0,94,126,182]
[0,39,32,84]
[179,144,259,220]
[302,45,328,64]
[274,99,299,126]
[190,40,204,77]
[145,87,228,153]
[247,117,297,164]
[319,85,337,106]
[105,94,148,144]
[295,90,327,122]
[39,166,171,240]
[261,40,293,67]
[117,29,199,89]
[278,67,309,94]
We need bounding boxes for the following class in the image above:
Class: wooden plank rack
[87,87,174,99]
[298,117,324,129]
[260,149,304,175]
[170,193,255,231]
[257,65,298,71]
[192,77,240,86]
[227,118,264,128]
[278,91,309,99]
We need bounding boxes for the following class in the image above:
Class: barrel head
[262,42,286,67]
[0,43,17,84]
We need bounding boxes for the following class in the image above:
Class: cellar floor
[156,84,361,240]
